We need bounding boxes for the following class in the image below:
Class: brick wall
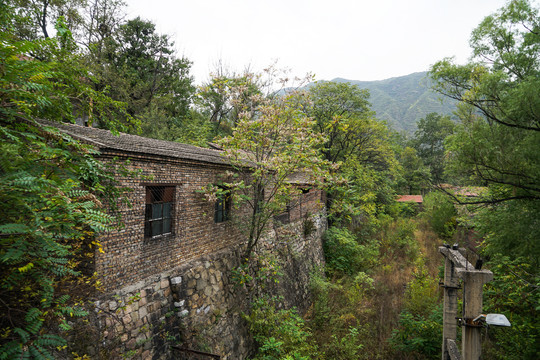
[93,153,238,292]
[95,152,324,294]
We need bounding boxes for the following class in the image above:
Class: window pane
[163,202,171,218]
[152,220,162,237]
[163,218,171,234]
[215,199,223,223]
[153,203,163,219]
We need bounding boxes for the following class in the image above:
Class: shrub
[403,259,440,316]
[380,217,418,261]
[389,303,443,359]
[244,296,319,360]
[422,192,457,239]
[323,227,379,276]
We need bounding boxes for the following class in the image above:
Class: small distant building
[396,194,423,205]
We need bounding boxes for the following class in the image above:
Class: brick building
[49,121,327,359]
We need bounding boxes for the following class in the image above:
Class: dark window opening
[255,189,265,214]
[215,189,231,223]
[145,186,174,238]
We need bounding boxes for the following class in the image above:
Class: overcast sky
[125,0,509,84]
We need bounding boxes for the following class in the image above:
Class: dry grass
[308,217,444,359]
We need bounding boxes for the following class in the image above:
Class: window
[145,186,174,238]
[214,188,231,223]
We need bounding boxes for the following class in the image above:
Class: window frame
[144,185,175,238]
[214,187,231,223]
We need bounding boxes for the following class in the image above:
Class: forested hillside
[330,72,457,132]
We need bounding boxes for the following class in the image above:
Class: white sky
[125,0,509,84]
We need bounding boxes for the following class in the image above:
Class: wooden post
[457,269,493,360]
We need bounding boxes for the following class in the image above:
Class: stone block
[139,306,148,319]
[170,276,182,285]
[196,278,206,291]
[109,301,118,311]
[160,278,169,289]
[126,339,137,350]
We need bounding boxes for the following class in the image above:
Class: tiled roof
[40,120,228,166]
[396,195,423,203]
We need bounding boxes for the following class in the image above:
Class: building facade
[52,122,327,359]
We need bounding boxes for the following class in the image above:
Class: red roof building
[396,195,423,204]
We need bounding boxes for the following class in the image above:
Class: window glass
[145,186,174,237]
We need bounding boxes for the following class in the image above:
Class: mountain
[328,72,457,133]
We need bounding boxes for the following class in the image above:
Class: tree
[306,81,376,164]
[305,81,398,227]
[9,0,85,41]
[396,146,429,195]
[81,15,194,137]
[430,0,540,260]
[430,2,539,356]
[411,113,455,183]
[207,69,328,258]
[0,5,133,357]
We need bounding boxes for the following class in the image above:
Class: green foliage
[305,81,399,229]
[422,192,457,239]
[212,67,330,258]
[395,146,429,195]
[473,199,540,266]
[379,216,418,261]
[387,200,420,218]
[0,5,132,357]
[430,0,540,251]
[321,326,364,360]
[482,256,539,360]
[403,260,439,316]
[411,112,455,183]
[245,296,319,360]
[389,303,443,359]
[323,227,379,276]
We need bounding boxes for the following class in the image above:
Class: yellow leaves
[18,262,34,273]
[28,73,46,82]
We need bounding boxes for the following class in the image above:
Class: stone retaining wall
[73,211,326,359]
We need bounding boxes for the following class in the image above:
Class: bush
[323,227,379,276]
[244,296,319,360]
[405,270,439,319]
[482,256,539,360]
[389,303,443,359]
[388,201,420,218]
[422,192,457,239]
[380,217,418,261]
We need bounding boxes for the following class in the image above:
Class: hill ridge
[315,71,456,133]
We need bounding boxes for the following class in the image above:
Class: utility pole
[439,246,493,360]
